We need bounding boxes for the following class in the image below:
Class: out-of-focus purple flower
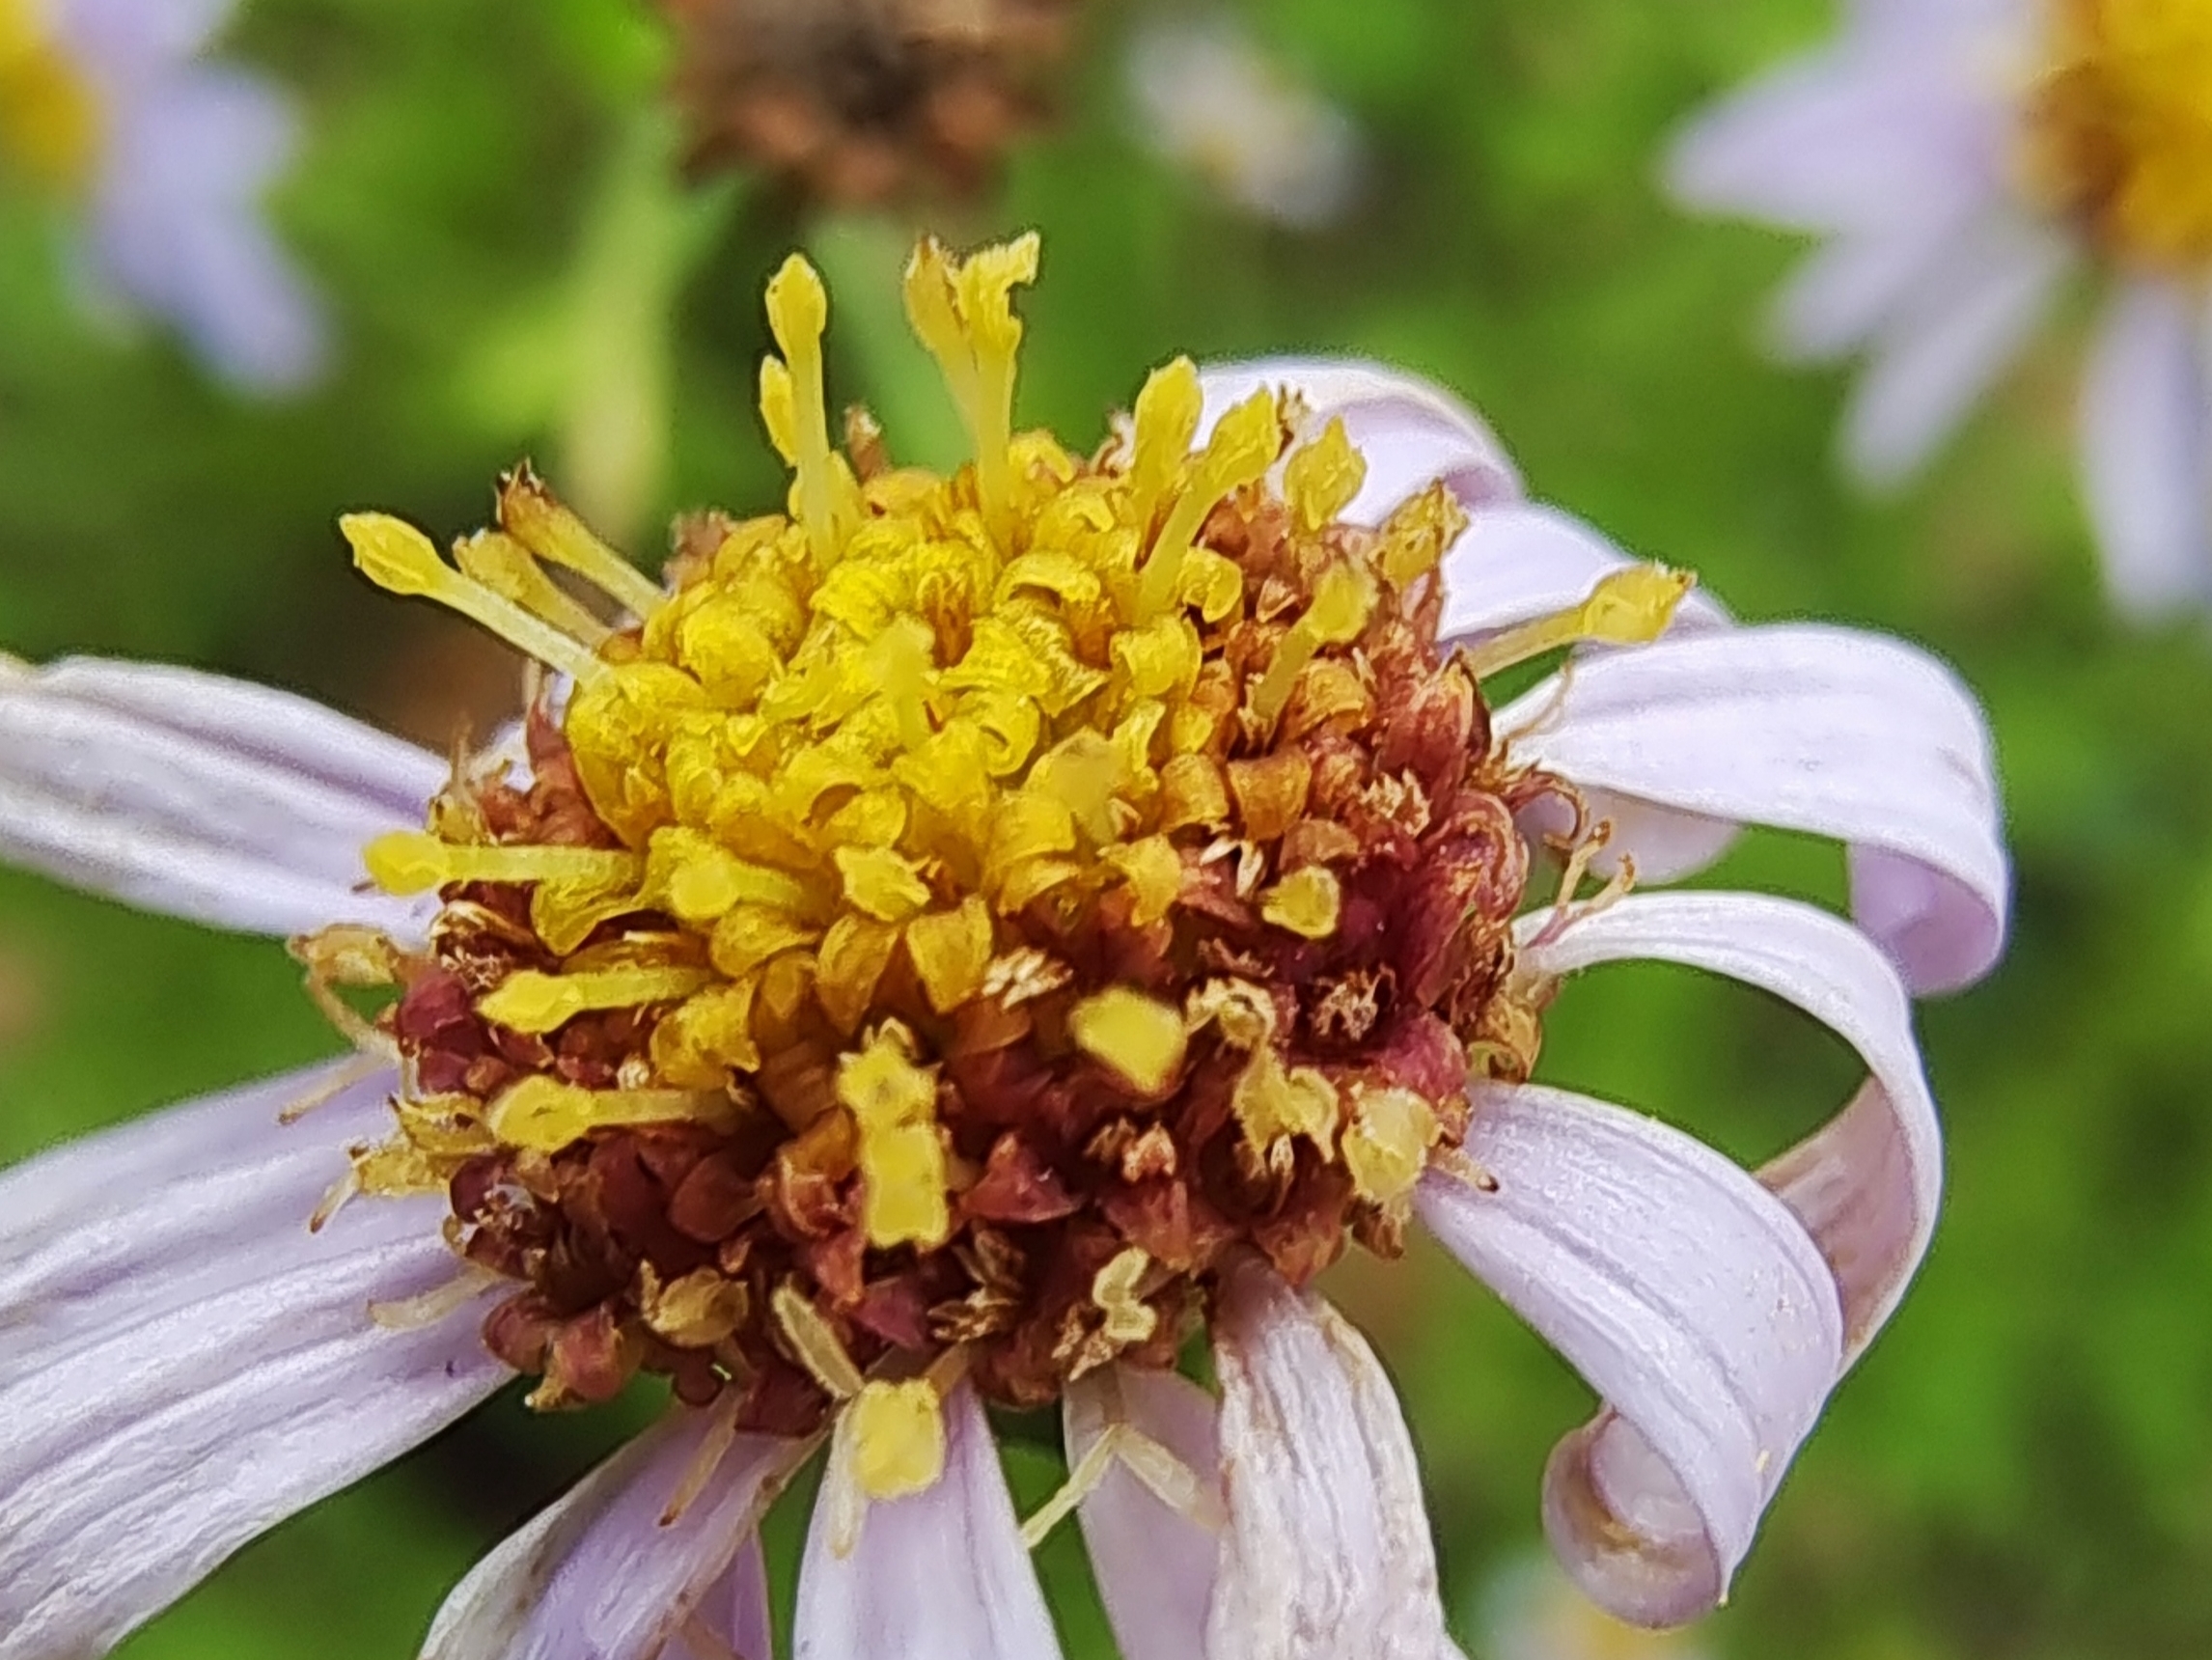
[1,0,326,392]
[1666,0,2212,620]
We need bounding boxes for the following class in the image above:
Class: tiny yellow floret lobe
[1260,866,1342,939]
[1342,1084,1442,1206]
[1069,988,1187,1093]
[1459,562,1693,680]
[840,1026,952,1248]
[850,1379,948,1501]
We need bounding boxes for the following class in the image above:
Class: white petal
[793,1382,1061,1660]
[1841,213,2069,488]
[1196,357,1523,520]
[1436,504,1730,643]
[1497,623,2007,994]
[423,1411,808,1660]
[1415,1084,1844,1627]
[1067,1365,1223,1660]
[0,1063,507,1658]
[1206,1259,1452,1660]
[1517,891,1941,1360]
[2078,278,2212,619]
[0,655,441,938]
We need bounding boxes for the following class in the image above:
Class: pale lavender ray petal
[0,655,441,938]
[1516,891,1940,1360]
[1066,1365,1223,1660]
[422,1410,810,1660]
[1841,212,2070,488]
[793,1381,1062,1660]
[53,0,235,76]
[0,1164,508,1658]
[1415,1084,1844,1627]
[1206,1258,1452,1660]
[1767,201,1980,364]
[1496,622,2008,994]
[0,1059,394,1365]
[1196,357,1524,520]
[1435,504,1729,644]
[2078,278,2212,619]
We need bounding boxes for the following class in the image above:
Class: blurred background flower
[6,2,2212,1659]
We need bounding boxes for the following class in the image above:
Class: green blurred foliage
[4,0,2212,1656]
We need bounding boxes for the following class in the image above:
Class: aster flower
[1666,0,2212,618]
[0,234,2005,1657]
[1126,13,1363,229]
[0,0,326,392]
[656,0,1081,206]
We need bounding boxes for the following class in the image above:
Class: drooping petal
[421,1409,809,1660]
[0,655,440,937]
[1205,1258,1454,1660]
[793,1381,1061,1660]
[1066,1364,1223,1660]
[1497,622,2006,994]
[1839,212,2069,487]
[0,1062,509,1658]
[2078,278,2212,619]
[1434,504,1728,643]
[1415,1084,1844,1627]
[1196,357,1523,521]
[1517,891,1941,1359]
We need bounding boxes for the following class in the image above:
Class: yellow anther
[676,595,783,705]
[1104,837,1184,927]
[1376,481,1469,588]
[1284,417,1368,534]
[496,467,666,621]
[763,252,860,563]
[773,1282,867,1399]
[647,828,814,923]
[637,1264,750,1349]
[1341,1084,1442,1205]
[1249,560,1378,727]
[850,1378,948,1502]
[840,1025,951,1248]
[816,913,902,1035]
[835,844,934,923]
[363,830,641,896]
[651,980,762,1084]
[1069,988,1187,1093]
[477,965,716,1035]
[343,512,607,683]
[1460,563,1695,680]
[1029,732,1131,846]
[905,898,995,1012]
[1230,1049,1341,1157]
[709,904,820,979]
[453,531,613,647]
[1259,866,1342,939]
[1136,387,1281,620]
[486,1074,740,1153]
[1126,356,1203,529]
[902,233,1041,546]
[1091,1247,1158,1346]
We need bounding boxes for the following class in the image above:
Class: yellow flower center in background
[2026,0,2212,271]
[0,0,99,193]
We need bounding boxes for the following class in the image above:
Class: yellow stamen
[342,512,608,683]
[1230,1048,1341,1158]
[1248,559,1377,727]
[1259,866,1342,939]
[834,844,934,924]
[849,1378,948,1502]
[1136,387,1281,620]
[1068,988,1187,1093]
[901,233,1041,546]
[839,1025,952,1249]
[362,830,641,897]
[1341,1084,1441,1205]
[485,1074,741,1152]
[773,1282,867,1399]
[497,466,666,620]
[1125,356,1203,531]
[477,964,716,1034]
[1091,1247,1158,1346]
[904,897,995,1012]
[1459,563,1694,681]
[453,531,615,647]
[762,254,860,564]
[1284,417,1367,534]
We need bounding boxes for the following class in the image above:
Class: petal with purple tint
[1205,1258,1453,1660]
[1840,210,2069,487]
[1197,357,1523,521]
[1497,622,2007,994]
[793,1382,1061,1659]
[0,654,441,938]
[1519,890,1942,1360]
[1415,1084,1843,1628]
[1067,1364,1223,1660]
[53,0,236,77]
[422,1409,808,1660]
[2078,278,2212,620]
[0,1061,509,1658]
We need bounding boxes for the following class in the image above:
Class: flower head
[1668,0,2212,619]
[0,0,326,391]
[657,0,1080,205]
[0,236,2008,1656]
